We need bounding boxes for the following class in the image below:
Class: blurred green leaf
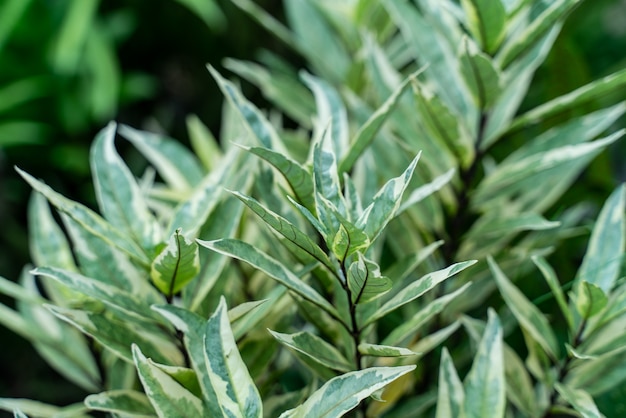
[460,0,506,54]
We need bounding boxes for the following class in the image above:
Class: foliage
[1,0,625,417]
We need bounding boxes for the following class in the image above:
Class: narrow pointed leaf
[576,185,625,293]
[243,145,316,212]
[269,330,352,372]
[459,37,502,109]
[150,229,200,296]
[358,343,417,358]
[554,384,603,418]
[118,124,204,191]
[436,347,466,418]
[204,297,262,418]
[17,168,149,265]
[198,238,341,321]
[357,153,420,242]
[0,399,87,417]
[339,70,418,174]
[91,122,160,250]
[230,191,334,272]
[366,260,477,325]
[186,114,222,171]
[460,0,506,54]
[399,169,455,216]
[532,256,573,330]
[313,141,345,216]
[85,390,155,417]
[464,309,505,418]
[489,257,559,359]
[281,366,415,418]
[132,345,204,418]
[348,253,392,304]
[166,177,221,238]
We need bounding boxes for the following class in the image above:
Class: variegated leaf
[270,329,352,372]
[84,390,155,417]
[150,229,200,297]
[436,347,466,418]
[358,343,417,358]
[347,252,391,304]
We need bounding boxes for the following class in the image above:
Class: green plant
[1,0,625,417]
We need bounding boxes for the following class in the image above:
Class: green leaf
[118,124,204,191]
[464,309,505,418]
[90,122,160,251]
[313,140,346,218]
[204,297,262,418]
[186,114,223,171]
[47,305,182,366]
[150,305,222,417]
[132,345,204,418]
[436,347,466,418]
[173,0,225,30]
[458,37,502,109]
[242,145,316,212]
[85,390,155,417]
[17,168,150,266]
[532,256,574,331]
[280,366,415,418]
[230,191,334,272]
[0,399,88,418]
[489,257,559,359]
[460,0,506,54]
[198,239,341,322]
[348,252,392,304]
[574,281,608,320]
[465,212,559,240]
[554,383,604,418]
[339,70,418,174]
[366,260,477,325]
[357,153,420,242]
[576,185,625,293]
[269,330,352,372]
[358,343,417,358]
[498,0,581,68]
[150,229,200,297]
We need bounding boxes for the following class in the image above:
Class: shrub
[1,0,625,417]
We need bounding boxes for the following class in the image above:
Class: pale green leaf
[204,297,262,418]
[464,309,505,418]
[460,0,506,54]
[85,390,155,417]
[489,257,559,359]
[399,171,455,217]
[532,256,574,331]
[348,252,392,304]
[198,239,341,321]
[230,191,334,272]
[118,124,204,191]
[366,260,477,325]
[357,153,421,242]
[574,281,608,320]
[150,229,200,297]
[0,399,88,418]
[465,212,559,240]
[270,330,352,372]
[498,0,581,68]
[281,366,416,418]
[17,168,150,266]
[13,410,28,418]
[503,342,539,417]
[242,145,316,212]
[458,37,502,109]
[186,114,222,171]
[358,343,417,357]
[313,140,346,218]
[339,70,419,174]
[436,347,466,418]
[132,345,204,418]
[576,185,625,293]
[554,384,604,418]
[150,305,222,416]
[410,321,462,359]
[91,119,159,252]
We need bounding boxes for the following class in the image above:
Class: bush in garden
[1,0,626,417]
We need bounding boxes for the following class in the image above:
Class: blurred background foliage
[0,0,624,410]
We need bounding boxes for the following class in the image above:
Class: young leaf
[574,281,608,320]
[279,366,416,418]
[575,185,625,293]
[150,229,200,297]
[458,37,502,109]
[204,297,262,418]
[357,152,420,242]
[366,260,477,326]
[358,343,417,358]
[229,191,335,272]
[348,252,392,304]
[198,238,341,323]
[118,124,204,192]
[554,383,604,418]
[85,390,155,417]
[489,257,560,359]
[436,347,466,418]
[132,344,204,418]
[460,0,506,54]
[269,330,352,372]
[90,122,160,251]
[17,168,150,266]
[464,309,505,418]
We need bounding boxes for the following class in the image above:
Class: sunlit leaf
[150,229,200,297]
[358,343,417,358]
[270,330,352,372]
[436,347,466,418]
